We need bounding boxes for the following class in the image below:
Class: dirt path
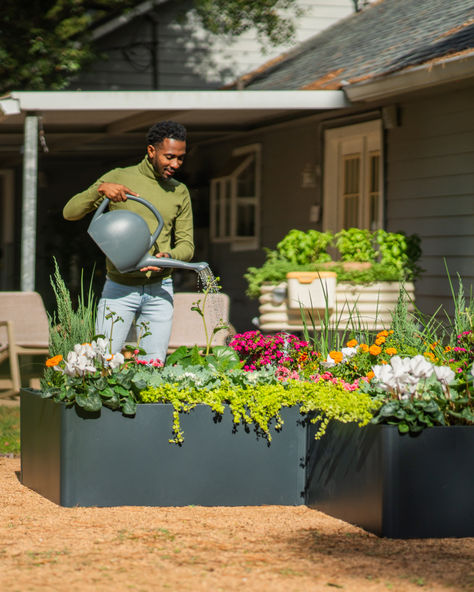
[0,457,473,592]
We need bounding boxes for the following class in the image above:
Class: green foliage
[335,228,376,262]
[0,406,20,455]
[47,258,97,358]
[0,0,302,93]
[244,228,423,299]
[276,229,334,265]
[0,0,138,93]
[41,359,142,416]
[165,345,242,371]
[244,251,319,298]
[366,370,474,434]
[139,365,376,444]
[192,0,301,48]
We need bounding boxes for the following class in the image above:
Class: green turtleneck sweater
[63,156,194,286]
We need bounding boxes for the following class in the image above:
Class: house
[71,0,355,90]
[0,0,473,332]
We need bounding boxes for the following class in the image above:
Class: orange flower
[444,346,452,352]
[385,347,397,356]
[389,330,394,334]
[359,343,369,352]
[424,351,435,360]
[369,345,382,356]
[346,339,358,348]
[380,360,388,364]
[366,371,375,380]
[329,350,343,364]
[46,354,63,367]
[375,336,386,345]
[377,330,389,338]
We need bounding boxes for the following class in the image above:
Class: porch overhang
[0,89,350,292]
[0,89,350,157]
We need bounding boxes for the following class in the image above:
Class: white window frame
[210,143,261,251]
[322,120,383,232]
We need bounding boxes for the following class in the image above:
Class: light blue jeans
[95,277,174,363]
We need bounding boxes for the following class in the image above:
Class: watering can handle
[92,194,165,248]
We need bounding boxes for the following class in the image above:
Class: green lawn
[0,406,20,455]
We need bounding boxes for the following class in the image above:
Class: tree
[0,0,300,94]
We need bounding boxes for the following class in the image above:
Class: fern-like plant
[47,258,97,357]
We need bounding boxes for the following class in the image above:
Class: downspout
[21,113,39,292]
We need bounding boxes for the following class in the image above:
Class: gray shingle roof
[239,0,474,90]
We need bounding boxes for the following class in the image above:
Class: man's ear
[147,144,156,158]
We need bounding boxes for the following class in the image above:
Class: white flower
[408,355,434,379]
[92,338,110,362]
[433,365,455,385]
[341,347,358,362]
[372,364,394,391]
[107,352,124,370]
[321,355,335,368]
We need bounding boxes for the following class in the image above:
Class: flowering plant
[360,353,473,433]
[228,330,319,374]
[42,338,150,415]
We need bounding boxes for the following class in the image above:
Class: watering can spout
[87,195,211,275]
[136,255,209,274]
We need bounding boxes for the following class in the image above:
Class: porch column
[21,114,38,292]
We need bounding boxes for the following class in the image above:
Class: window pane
[237,158,255,197]
[224,179,232,236]
[343,155,360,227]
[369,152,380,229]
[236,204,255,237]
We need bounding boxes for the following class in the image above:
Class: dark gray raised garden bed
[20,388,307,508]
[305,421,474,538]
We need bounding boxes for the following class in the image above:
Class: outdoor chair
[0,291,50,398]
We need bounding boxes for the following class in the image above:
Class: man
[63,120,194,363]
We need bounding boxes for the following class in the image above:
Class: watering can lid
[286,271,337,284]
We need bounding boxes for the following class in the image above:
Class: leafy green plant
[190,276,229,355]
[244,227,423,298]
[376,230,423,281]
[165,344,242,371]
[139,365,376,444]
[276,229,334,265]
[335,228,376,262]
[41,339,142,416]
[48,257,97,357]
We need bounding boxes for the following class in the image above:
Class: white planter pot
[258,281,415,332]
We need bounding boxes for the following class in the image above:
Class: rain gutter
[344,52,474,102]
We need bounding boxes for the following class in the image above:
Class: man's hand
[140,252,171,273]
[98,182,139,202]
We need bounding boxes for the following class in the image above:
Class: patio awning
[0,89,350,158]
[0,89,350,292]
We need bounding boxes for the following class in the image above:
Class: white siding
[385,84,474,316]
[72,0,354,90]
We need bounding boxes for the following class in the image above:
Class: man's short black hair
[147,121,187,146]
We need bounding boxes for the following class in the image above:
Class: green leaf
[103,393,120,410]
[121,398,137,416]
[75,391,102,412]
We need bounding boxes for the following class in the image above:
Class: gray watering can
[87,195,209,274]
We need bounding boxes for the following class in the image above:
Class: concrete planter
[258,281,415,332]
[20,388,307,508]
[305,421,474,538]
